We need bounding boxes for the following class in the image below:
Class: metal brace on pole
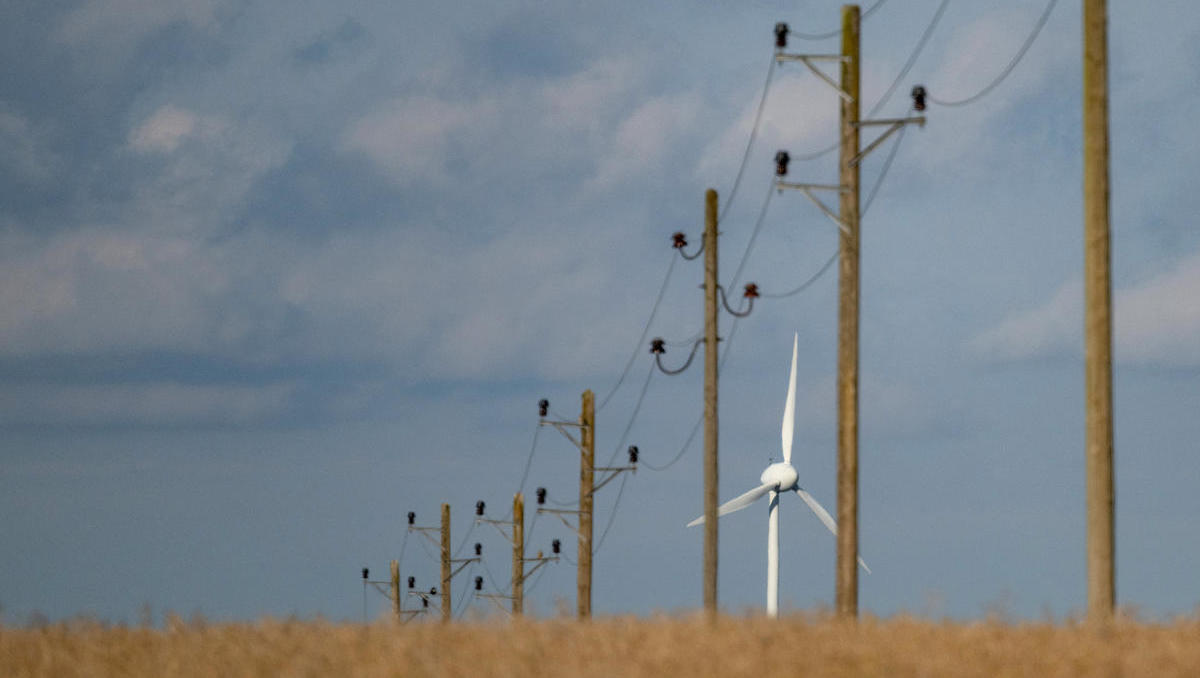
[850,117,925,167]
[774,181,851,235]
[775,53,852,101]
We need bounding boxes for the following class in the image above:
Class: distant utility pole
[538,391,636,619]
[1083,0,1115,624]
[390,560,401,620]
[477,493,561,617]
[703,188,720,616]
[577,390,595,619]
[835,3,862,620]
[773,4,924,619]
[441,503,452,622]
[512,493,526,616]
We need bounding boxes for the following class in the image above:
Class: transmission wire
[597,251,679,411]
[592,473,627,556]
[869,0,949,115]
[605,361,655,467]
[719,55,776,223]
[927,0,1060,107]
[788,0,889,41]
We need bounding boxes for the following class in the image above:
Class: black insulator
[671,231,688,249]
[407,511,415,526]
[474,576,483,591]
[774,22,789,49]
[538,398,549,418]
[362,567,369,580]
[650,337,666,355]
[743,283,760,299]
[422,598,429,608]
[475,500,485,516]
[628,445,639,464]
[430,587,437,596]
[775,150,790,176]
[536,487,547,505]
[552,538,561,554]
[474,542,482,556]
[911,85,927,112]
[408,576,415,589]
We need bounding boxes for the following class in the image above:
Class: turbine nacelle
[760,462,798,491]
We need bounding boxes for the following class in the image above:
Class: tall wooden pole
[1083,0,1115,623]
[440,503,452,623]
[578,389,595,619]
[703,188,720,615]
[512,493,525,616]
[390,559,401,621]
[836,4,861,620]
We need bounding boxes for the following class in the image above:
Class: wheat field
[3,612,1199,677]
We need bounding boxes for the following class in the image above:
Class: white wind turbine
[688,333,869,617]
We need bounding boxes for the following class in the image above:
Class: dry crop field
[3,612,1199,677]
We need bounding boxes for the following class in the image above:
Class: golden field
[3,612,1199,677]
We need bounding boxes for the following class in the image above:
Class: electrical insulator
[538,399,549,418]
[475,500,485,516]
[650,338,666,355]
[911,85,927,112]
[430,587,437,596]
[775,150,790,177]
[408,576,415,589]
[671,231,688,250]
[552,539,561,554]
[474,543,482,556]
[422,598,429,608]
[774,22,789,49]
[407,511,415,526]
[474,576,483,591]
[628,445,639,464]
[536,487,547,505]
[362,567,369,580]
[743,283,760,299]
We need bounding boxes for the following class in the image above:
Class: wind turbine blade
[687,483,774,526]
[781,333,798,464]
[794,487,871,574]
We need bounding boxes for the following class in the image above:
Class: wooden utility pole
[389,559,401,620]
[1083,0,1115,623]
[577,390,595,619]
[702,188,720,615]
[512,493,525,616]
[835,3,861,620]
[440,503,452,623]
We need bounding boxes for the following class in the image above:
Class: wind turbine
[688,333,869,617]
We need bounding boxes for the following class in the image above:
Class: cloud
[55,0,233,48]
[128,105,199,153]
[0,106,59,186]
[969,250,1200,366]
[0,381,295,426]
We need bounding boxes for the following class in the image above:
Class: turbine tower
[689,334,869,617]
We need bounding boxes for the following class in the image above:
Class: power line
[597,251,679,411]
[787,0,889,41]
[927,0,1061,107]
[727,179,775,290]
[719,54,777,223]
[868,0,949,116]
[605,362,655,466]
[592,474,627,555]
[761,111,910,299]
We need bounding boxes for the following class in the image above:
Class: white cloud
[340,95,489,185]
[129,105,199,153]
[969,250,1200,366]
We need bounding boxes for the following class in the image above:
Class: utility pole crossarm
[774,54,853,101]
[592,465,636,494]
[542,420,585,452]
[850,117,925,167]
[775,181,851,235]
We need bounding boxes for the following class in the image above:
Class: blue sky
[2,0,1199,624]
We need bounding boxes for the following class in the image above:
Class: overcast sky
[2,0,1199,625]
